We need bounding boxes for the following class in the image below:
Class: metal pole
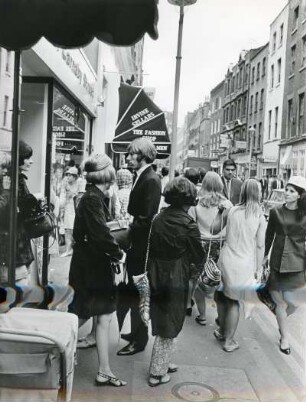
[169,3,185,180]
[8,50,21,286]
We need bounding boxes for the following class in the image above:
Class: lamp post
[168,0,197,180]
[248,126,256,178]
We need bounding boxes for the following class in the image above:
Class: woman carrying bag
[264,175,306,355]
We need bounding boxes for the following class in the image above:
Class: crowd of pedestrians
[1,137,306,388]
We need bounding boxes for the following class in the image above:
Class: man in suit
[271,174,284,191]
[221,159,242,206]
[260,175,269,200]
[117,138,161,356]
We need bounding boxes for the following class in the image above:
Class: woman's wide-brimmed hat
[287,175,306,191]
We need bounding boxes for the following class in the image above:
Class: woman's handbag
[200,212,223,287]
[132,215,156,327]
[256,259,276,315]
[21,194,55,239]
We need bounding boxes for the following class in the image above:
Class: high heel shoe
[279,339,291,355]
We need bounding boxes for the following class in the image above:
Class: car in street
[263,188,285,218]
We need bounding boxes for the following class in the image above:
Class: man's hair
[184,168,200,185]
[164,177,198,207]
[127,138,157,163]
[161,166,169,177]
[223,159,237,170]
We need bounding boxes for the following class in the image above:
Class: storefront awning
[0,0,158,50]
[111,83,171,158]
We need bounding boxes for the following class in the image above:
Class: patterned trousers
[149,335,176,376]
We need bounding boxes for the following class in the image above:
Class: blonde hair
[198,171,226,207]
[237,179,261,218]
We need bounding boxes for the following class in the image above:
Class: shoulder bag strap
[208,209,224,261]
[144,214,157,273]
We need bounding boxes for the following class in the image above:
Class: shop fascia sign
[62,50,94,98]
[235,140,246,149]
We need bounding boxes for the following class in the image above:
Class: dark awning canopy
[0,0,158,50]
[111,83,171,158]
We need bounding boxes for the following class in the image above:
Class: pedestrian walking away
[147,177,204,386]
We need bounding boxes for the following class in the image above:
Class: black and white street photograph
[0,0,306,401]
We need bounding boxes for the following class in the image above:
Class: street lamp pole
[248,127,256,179]
[168,0,197,180]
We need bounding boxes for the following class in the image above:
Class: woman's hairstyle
[127,138,157,163]
[82,154,116,185]
[0,151,11,168]
[164,177,198,207]
[298,192,306,217]
[286,183,305,197]
[116,168,133,189]
[238,179,261,218]
[198,171,225,207]
[19,140,33,166]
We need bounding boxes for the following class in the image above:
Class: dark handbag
[256,259,276,315]
[21,194,55,239]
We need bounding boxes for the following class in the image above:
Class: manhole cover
[172,382,220,401]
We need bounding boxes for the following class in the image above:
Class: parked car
[263,189,285,218]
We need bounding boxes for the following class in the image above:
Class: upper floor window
[271,64,275,88]
[287,99,293,138]
[280,24,284,46]
[3,95,9,127]
[255,92,258,113]
[290,45,296,75]
[277,58,282,83]
[298,93,305,135]
[251,67,255,84]
[262,57,266,77]
[5,50,11,73]
[249,95,253,115]
[256,62,260,80]
[293,6,299,31]
[302,35,306,68]
[268,110,272,140]
[274,107,279,138]
[272,32,277,51]
[260,89,264,110]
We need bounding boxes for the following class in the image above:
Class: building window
[271,64,274,88]
[287,99,293,138]
[274,107,279,138]
[293,6,299,31]
[302,35,306,68]
[256,63,260,80]
[268,110,272,140]
[260,89,264,110]
[258,122,262,150]
[3,95,9,127]
[5,51,11,73]
[249,95,253,115]
[298,93,305,135]
[251,67,255,84]
[280,23,284,46]
[277,58,281,83]
[262,57,266,77]
[255,92,258,113]
[272,32,277,52]
[243,95,247,116]
[237,99,241,118]
[290,45,296,75]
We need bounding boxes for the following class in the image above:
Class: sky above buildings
[142,0,288,125]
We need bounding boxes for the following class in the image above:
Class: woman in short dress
[69,153,126,386]
[264,175,306,355]
[215,179,266,352]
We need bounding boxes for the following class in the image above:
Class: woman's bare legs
[194,285,206,321]
[224,298,239,347]
[214,290,226,335]
[96,313,113,376]
[270,290,290,350]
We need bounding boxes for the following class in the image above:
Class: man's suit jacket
[221,176,242,206]
[127,165,161,275]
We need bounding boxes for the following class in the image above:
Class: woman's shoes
[223,340,239,353]
[280,339,291,355]
[195,316,207,326]
[148,374,171,387]
[213,328,225,341]
[167,363,178,373]
[77,337,96,349]
[95,372,127,387]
